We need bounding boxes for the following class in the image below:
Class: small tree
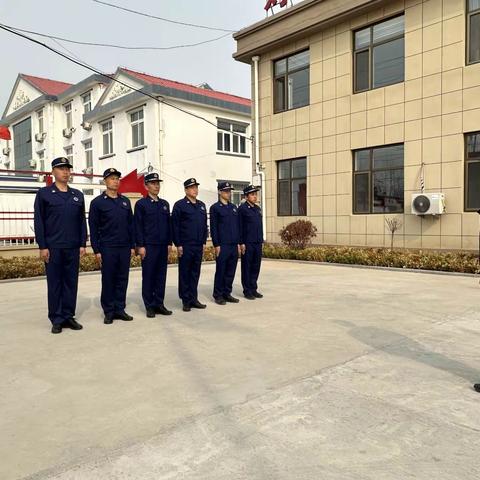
[385,217,403,250]
[279,220,317,249]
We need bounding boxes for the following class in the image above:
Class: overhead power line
[4,23,231,50]
[93,0,236,33]
[0,23,252,141]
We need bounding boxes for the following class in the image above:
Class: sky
[0,0,269,113]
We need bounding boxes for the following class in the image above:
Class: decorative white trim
[12,90,31,110]
[109,84,132,101]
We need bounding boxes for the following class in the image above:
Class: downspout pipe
[252,55,266,241]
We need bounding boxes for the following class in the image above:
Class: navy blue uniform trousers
[213,244,238,299]
[45,248,80,325]
[178,244,203,305]
[142,244,169,309]
[241,243,262,296]
[100,247,131,316]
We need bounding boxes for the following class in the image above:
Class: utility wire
[4,23,232,51]
[93,0,235,33]
[0,23,252,141]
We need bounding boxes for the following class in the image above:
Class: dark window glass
[240,136,246,154]
[354,15,404,92]
[353,145,404,214]
[274,50,310,113]
[373,144,404,169]
[278,181,290,216]
[468,2,480,64]
[355,149,370,171]
[465,132,480,210]
[277,158,307,216]
[372,170,404,213]
[355,51,370,92]
[223,133,230,152]
[469,13,480,64]
[288,69,310,109]
[217,132,223,151]
[373,37,404,88]
[292,179,307,215]
[233,135,239,153]
[13,117,33,175]
[354,173,370,213]
[355,28,370,49]
[466,162,480,210]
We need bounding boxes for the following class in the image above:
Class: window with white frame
[82,92,92,113]
[217,120,247,155]
[84,140,93,169]
[101,120,113,155]
[37,109,44,134]
[64,102,72,129]
[130,109,145,148]
[64,146,73,166]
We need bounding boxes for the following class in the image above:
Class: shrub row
[1,244,478,280]
[0,247,217,280]
[262,244,480,274]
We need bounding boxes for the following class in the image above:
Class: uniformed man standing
[88,168,135,324]
[238,185,264,300]
[134,172,173,318]
[209,181,241,305]
[171,178,208,312]
[34,157,87,334]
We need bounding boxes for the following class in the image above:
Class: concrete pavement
[1,260,480,479]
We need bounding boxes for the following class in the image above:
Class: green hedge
[0,247,217,280]
[1,245,479,280]
[262,244,480,274]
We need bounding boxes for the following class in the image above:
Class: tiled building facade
[235,0,480,250]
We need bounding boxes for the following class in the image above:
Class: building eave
[233,0,385,64]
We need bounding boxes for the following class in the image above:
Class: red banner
[118,169,146,195]
[0,125,11,140]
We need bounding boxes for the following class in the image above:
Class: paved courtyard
[1,259,480,480]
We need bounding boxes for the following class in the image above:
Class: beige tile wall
[256,0,480,250]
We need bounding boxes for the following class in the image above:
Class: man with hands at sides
[171,178,208,312]
[88,168,135,324]
[134,172,173,318]
[209,181,241,305]
[34,157,87,334]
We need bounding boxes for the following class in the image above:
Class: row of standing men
[34,158,264,334]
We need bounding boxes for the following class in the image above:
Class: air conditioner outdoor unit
[411,193,446,216]
[2,147,10,155]
[81,121,92,130]
[82,167,93,174]
[62,128,72,138]
[29,159,37,168]
[35,132,47,142]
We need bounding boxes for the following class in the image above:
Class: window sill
[353,79,404,95]
[127,145,147,154]
[352,211,405,215]
[99,153,115,160]
[277,214,308,217]
[274,104,309,115]
[216,151,249,158]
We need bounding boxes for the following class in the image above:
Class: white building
[0,68,252,244]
